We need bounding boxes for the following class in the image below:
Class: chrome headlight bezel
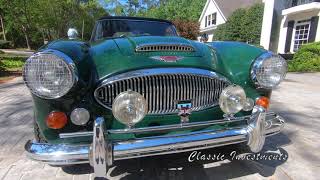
[250,51,287,89]
[22,49,78,99]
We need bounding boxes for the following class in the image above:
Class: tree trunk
[24,33,31,50]
[22,25,31,50]
[82,19,84,40]
[0,14,6,41]
[41,29,46,44]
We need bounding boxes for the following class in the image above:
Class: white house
[198,0,261,42]
[260,0,320,54]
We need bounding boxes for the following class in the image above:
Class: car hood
[90,36,217,80]
[113,36,204,57]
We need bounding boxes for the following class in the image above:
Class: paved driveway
[0,73,319,180]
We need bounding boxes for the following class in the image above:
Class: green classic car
[23,16,287,178]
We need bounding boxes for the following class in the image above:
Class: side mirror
[67,28,78,40]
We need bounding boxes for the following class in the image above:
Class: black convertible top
[98,16,174,24]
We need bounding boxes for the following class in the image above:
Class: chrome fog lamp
[70,108,90,125]
[112,91,148,127]
[23,49,77,99]
[219,85,246,115]
[251,52,287,89]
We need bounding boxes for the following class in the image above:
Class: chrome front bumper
[25,106,285,178]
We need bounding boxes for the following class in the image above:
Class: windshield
[91,19,178,41]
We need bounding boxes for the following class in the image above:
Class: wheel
[34,121,47,143]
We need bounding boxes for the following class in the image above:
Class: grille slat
[95,72,230,115]
[136,43,195,52]
[152,76,156,114]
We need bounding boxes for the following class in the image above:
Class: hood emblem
[150,56,184,62]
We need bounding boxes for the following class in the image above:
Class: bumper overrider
[25,106,285,178]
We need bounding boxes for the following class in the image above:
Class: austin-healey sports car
[23,16,287,178]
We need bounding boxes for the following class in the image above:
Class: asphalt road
[0,73,319,180]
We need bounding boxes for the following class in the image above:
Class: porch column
[260,0,275,50]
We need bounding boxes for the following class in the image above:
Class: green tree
[213,3,264,45]
[141,0,205,39]
[0,0,106,49]
[242,3,264,44]
[104,0,160,16]
[144,0,206,21]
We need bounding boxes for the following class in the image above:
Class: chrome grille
[94,68,230,114]
[136,43,195,52]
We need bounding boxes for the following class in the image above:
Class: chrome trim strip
[110,117,243,134]
[98,68,230,85]
[59,112,276,138]
[25,112,285,166]
[60,131,94,138]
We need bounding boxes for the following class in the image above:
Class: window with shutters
[291,20,311,52]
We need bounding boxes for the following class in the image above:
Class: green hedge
[288,42,320,72]
[0,56,26,71]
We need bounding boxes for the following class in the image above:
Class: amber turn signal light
[46,111,68,129]
[256,96,270,109]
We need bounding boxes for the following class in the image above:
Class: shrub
[288,42,320,72]
[0,56,26,71]
[172,19,200,40]
[0,40,12,49]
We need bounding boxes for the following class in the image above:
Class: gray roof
[214,0,262,18]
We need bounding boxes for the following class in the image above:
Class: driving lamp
[70,108,90,125]
[219,85,246,115]
[251,52,287,89]
[112,91,148,127]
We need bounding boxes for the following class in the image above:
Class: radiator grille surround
[94,68,231,115]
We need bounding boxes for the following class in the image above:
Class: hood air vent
[136,43,195,52]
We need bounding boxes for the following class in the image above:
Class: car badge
[150,56,184,62]
[177,100,192,123]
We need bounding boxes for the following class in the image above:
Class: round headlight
[112,91,147,127]
[23,49,77,99]
[251,52,287,89]
[219,85,246,115]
